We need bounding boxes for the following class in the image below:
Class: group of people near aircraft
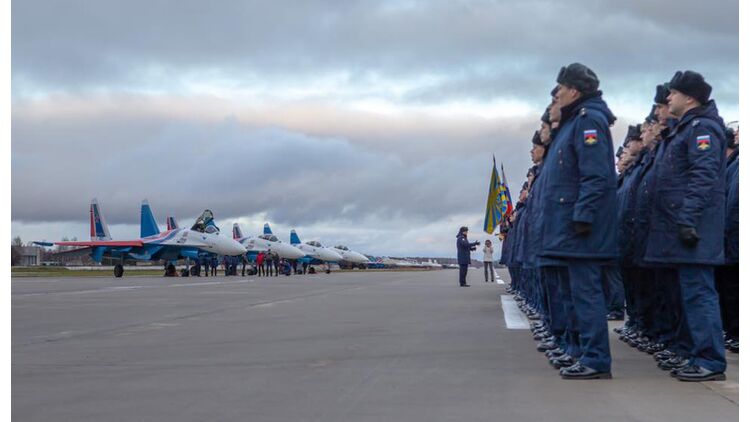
[44,199,370,277]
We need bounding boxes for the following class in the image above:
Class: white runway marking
[500,295,530,329]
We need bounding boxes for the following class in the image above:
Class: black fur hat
[669,71,712,104]
[556,63,599,95]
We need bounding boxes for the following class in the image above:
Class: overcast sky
[11,0,739,257]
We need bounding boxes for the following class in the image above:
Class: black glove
[473,241,481,246]
[573,221,592,236]
[678,225,700,247]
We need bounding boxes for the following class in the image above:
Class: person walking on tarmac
[256,251,265,277]
[456,226,480,287]
[482,240,495,283]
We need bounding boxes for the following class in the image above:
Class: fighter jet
[232,223,305,260]
[331,245,370,267]
[289,229,343,263]
[49,199,247,277]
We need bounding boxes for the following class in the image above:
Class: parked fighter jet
[289,229,343,263]
[331,245,370,267]
[50,199,246,277]
[232,223,305,260]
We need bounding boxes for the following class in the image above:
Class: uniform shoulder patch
[696,134,711,151]
[583,129,598,146]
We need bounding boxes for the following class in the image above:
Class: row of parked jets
[37,199,370,277]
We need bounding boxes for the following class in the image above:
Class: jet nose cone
[232,240,247,255]
[288,246,305,259]
[354,253,369,263]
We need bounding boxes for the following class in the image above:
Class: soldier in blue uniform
[537,63,618,379]
[643,71,727,381]
[456,226,480,287]
[715,126,739,353]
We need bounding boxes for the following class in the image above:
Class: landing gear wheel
[114,264,124,278]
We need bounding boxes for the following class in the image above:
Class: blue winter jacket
[616,151,648,266]
[537,93,619,259]
[643,100,727,265]
[725,153,739,264]
[456,234,475,265]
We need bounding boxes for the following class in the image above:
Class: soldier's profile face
[667,89,691,117]
[549,103,562,123]
[531,144,544,163]
[555,84,578,108]
[540,122,551,142]
[655,103,671,124]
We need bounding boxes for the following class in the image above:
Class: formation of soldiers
[499,63,739,381]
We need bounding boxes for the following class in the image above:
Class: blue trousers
[542,266,569,350]
[542,266,581,358]
[567,260,611,373]
[621,266,639,325]
[654,268,692,355]
[603,265,625,314]
[459,264,468,286]
[677,265,726,372]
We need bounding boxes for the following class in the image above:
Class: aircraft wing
[51,246,96,258]
[55,240,144,247]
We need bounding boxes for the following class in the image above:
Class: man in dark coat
[538,63,618,379]
[644,70,727,381]
[456,226,480,287]
[715,127,739,353]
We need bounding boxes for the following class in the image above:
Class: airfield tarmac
[13,269,738,422]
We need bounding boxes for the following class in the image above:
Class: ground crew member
[256,251,265,277]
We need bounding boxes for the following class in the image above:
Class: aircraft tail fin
[166,216,179,230]
[140,200,160,238]
[89,198,112,241]
[232,223,243,240]
[290,229,301,245]
[263,223,273,235]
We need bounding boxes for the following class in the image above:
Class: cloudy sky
[11,0,739,257]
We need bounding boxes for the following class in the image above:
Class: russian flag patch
[583,129,598,145]
[696,135,711,151]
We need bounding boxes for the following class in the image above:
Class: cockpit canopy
[334,245,349,251]
[306,241,322,247]
[260,234,279,242]
[191,210,217,233]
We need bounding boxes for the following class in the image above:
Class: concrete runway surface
[13,269,738,422]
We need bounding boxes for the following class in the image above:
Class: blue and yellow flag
[500,162,513,219]
[484,157,504,234]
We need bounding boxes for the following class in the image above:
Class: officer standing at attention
[456,226,480,287]
[643,71,727,381]
[540,63,618,379]
[716,126,739,353]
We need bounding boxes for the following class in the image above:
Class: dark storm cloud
[12,0,738,106]
[11,107,526,229]
[10,0,739,255]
